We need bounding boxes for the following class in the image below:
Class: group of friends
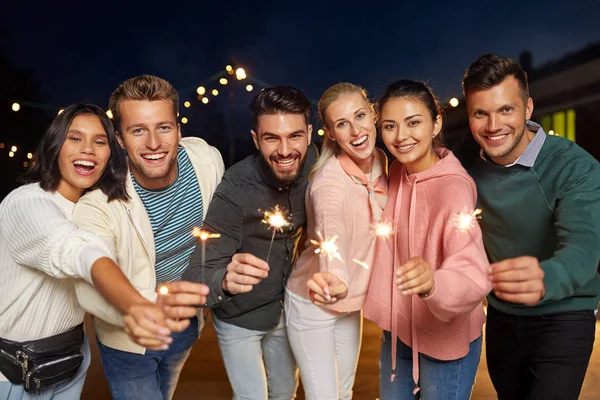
[1,52,599,400]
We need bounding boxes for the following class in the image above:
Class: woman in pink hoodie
[363,80,491,399]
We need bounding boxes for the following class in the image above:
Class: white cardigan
[0,184,111,381]
[73,137,224,354]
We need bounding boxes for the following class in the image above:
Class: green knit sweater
[455,134,600,316]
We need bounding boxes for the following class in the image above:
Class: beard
[267,151,307,183]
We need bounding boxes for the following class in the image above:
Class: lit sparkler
[310,231,344,301]
[350,221,394,270]
[311,231,343,262]
[450,208,483,250]
[372,221,393,241]
[261,205,291,264]
[192,227,221,284]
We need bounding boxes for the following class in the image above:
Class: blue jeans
[0,335,90,400]
[380,331,482,400]
[97,317,198,400]
[212,311,298,400]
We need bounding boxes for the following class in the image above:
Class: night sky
[3,0,600,107]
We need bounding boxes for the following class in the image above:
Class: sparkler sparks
[192,227,221,241]
[451,208,482,233]
[450,208,484,253]
[192,228,222,284]
[261,205,291,263]
[311,232,343,262]
[372,221,393,240]
[352,258,370,270]
[261,205,291,232]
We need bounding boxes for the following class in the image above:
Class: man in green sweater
[454,53,600,400]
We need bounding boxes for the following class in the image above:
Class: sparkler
[192,227,221,284]
[311,231,343,262]
[372,221,393,240]
[351,221,395,270]
[310,232,343,301]
[450,208,483,250]
[261,205,291,264]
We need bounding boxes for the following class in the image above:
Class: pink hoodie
[363,148,491,393]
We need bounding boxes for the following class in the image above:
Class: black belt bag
[0,323,84,393]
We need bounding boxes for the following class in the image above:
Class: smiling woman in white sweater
[0,104,200,400]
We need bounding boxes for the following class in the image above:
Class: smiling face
[324,92,376,174]
[56,114,111,202]
[251,113,311,183]
[380,97,442,174]
[466,76,534,165]
[117,99,181,190]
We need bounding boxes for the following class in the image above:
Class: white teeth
[352,136,368,146]
[277,159,294,165]
[143,153,166,160]
[398,144,416,150]
[487,134,507,141]
[73,160,95,167]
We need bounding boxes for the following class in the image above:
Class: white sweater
[0,183,111,380]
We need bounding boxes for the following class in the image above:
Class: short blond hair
[108,75,179,131]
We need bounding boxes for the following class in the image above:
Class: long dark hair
[20,103,129,201]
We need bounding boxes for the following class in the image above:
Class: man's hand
[396,257,435,297]
[307,272,348,307]
[123,281,210,349]
[489,256,545,306]
[222,253,269,295]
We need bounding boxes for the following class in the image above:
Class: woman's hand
[396,257,435,297]
[307,272,348,306]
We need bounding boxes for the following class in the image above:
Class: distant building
[444,42,600,161]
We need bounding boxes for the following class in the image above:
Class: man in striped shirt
[72,75,224,400]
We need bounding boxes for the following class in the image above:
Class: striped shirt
[132,147,204,286]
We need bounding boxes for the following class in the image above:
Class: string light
[212,89,219,96]
[197,86,206,95]
[184,101,191,108]
[11,103,20,112]
[246,85,253,92]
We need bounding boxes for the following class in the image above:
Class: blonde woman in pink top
[363,80,491,399]
[285,83,388,400]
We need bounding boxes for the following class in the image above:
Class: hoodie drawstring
[389,173,421,394]
[390,180,402,382]
[408,177,420,395]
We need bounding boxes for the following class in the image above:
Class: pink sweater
[287,149,388,313]
[363,149,491,388]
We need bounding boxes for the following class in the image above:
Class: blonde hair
[108,75,179,132]
[309,82,374,180]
